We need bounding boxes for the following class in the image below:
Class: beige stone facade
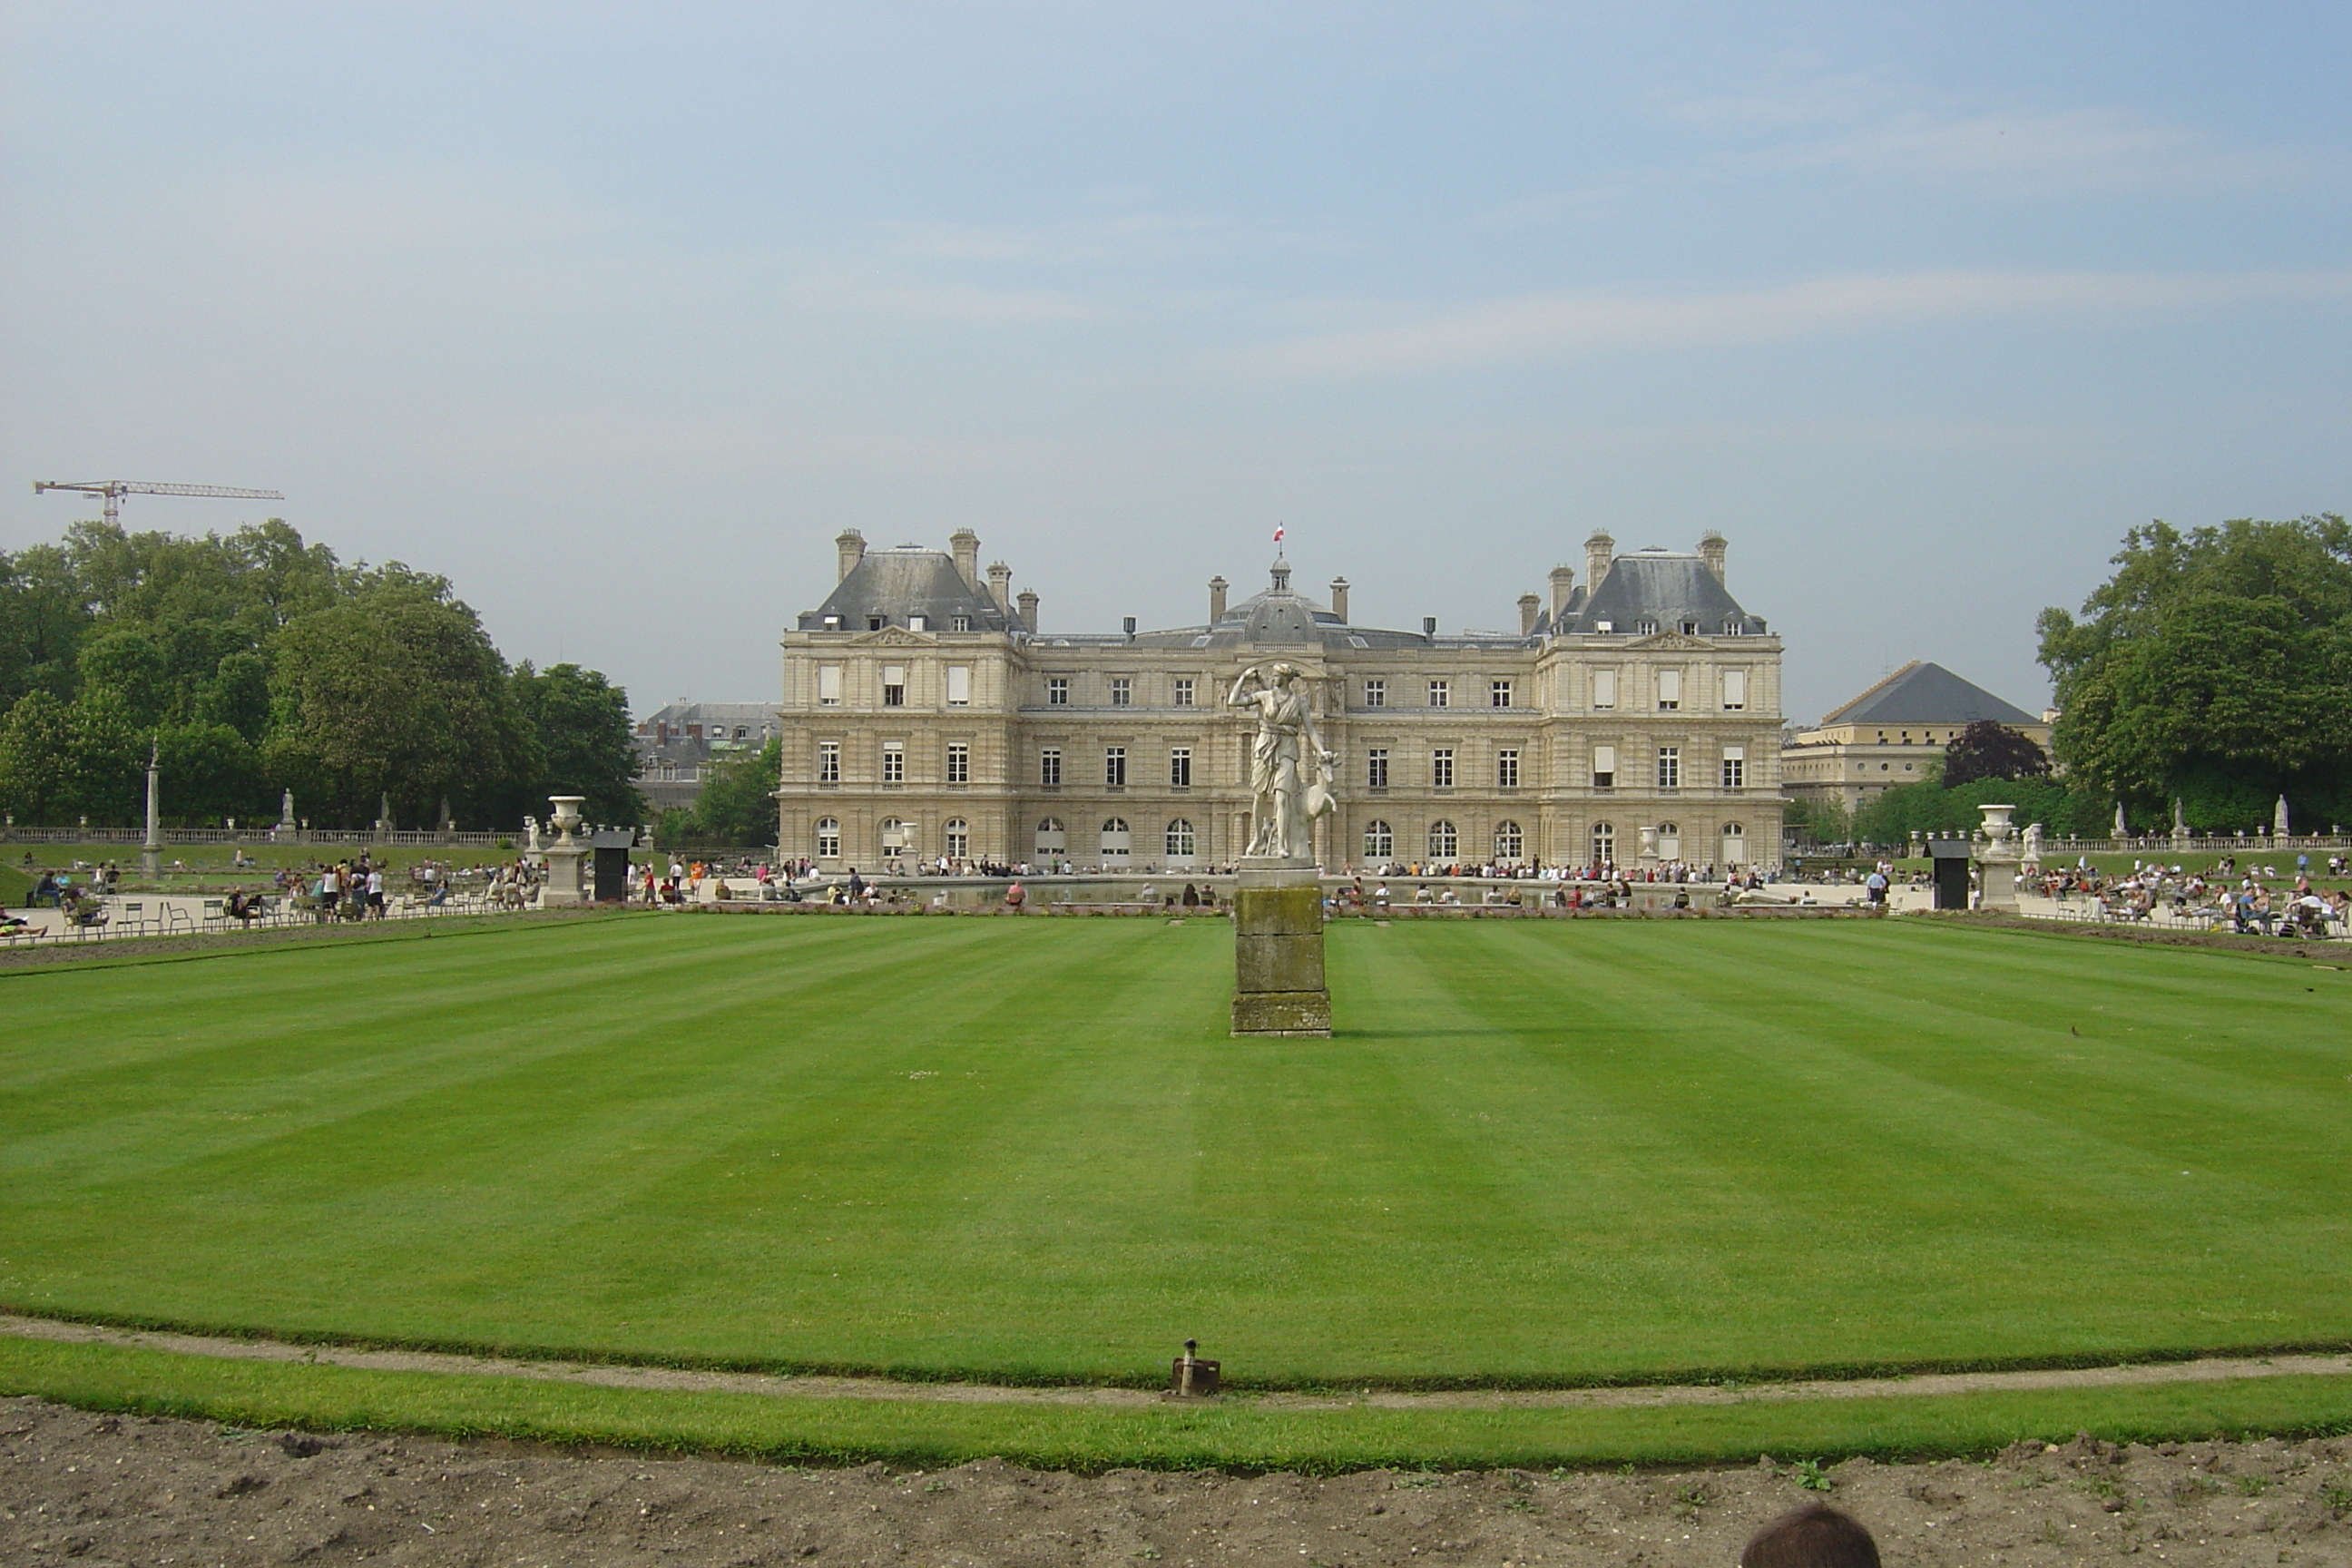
[777,530,1786,874]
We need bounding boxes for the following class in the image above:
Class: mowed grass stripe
[1,917,2348,1386]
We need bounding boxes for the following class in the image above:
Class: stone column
[141,742,162,884]
[1976,803,2019,912]
[1231,860,1330,1036]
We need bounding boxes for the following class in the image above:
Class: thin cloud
[1246,270,2352,375]
[1755,107,2301,192]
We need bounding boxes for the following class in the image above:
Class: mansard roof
[1124,559,1468,651]
[797,548,1015,632]
[1543,550,1765,636]
[1819,661,2039,729]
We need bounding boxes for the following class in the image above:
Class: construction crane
[33,479,285,529]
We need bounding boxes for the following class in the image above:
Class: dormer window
[1636,619,1660,635]
[908,614,927,632]
[952,615,971,632]
[1681,620,1700,635]
[867,615,886,631]
[1594,620,1614,633]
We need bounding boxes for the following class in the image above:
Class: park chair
[202,898,227,928]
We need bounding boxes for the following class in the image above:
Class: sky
[3,2,2346,725]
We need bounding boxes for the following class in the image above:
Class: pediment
[854,626,938,647]
[1623,631,1712,652]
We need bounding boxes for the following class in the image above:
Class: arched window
[1656,821,1681,862]
[1427,819,1458,860]
[1035,817,1065,855]
[1592,821,1614,865]
[1363,819,1393,860]
[1494,820,1524,861]
[1164,818,1195,858]
[1720,821,1746,867]
[1101,818,1132,859]
[879,818,911,859]
[815,817,840,858]
[944,818,970,859]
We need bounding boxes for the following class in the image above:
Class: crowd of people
[2033,857,2350,936]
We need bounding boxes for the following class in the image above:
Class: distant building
[633,701,780,817]
[1781,662,2050,817]
[773,527,1788,874]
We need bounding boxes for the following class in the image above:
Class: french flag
[1273,524,1285,545]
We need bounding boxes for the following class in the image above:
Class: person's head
[1740,1504,1879,1568]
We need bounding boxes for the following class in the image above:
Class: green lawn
[2,916,2347,1389]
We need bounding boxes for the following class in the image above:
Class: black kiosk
[1926,838,1974,910]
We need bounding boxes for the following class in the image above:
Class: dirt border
[5,1314,2347,1413]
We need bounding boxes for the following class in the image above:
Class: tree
[511,662,643,825]
[0,691,74,822]
[688,737,781,845]
[156,721,270,826]
[2039,516,2352,831]
[75,626,174,730]
[1942,721,2050,788]
[263,589,534,828]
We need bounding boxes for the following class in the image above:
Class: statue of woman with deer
[1227,662,1335,861]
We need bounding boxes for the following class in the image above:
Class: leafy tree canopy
[1943,721,2050,788]
[0,519,642,830]
[2038,515,2352,831]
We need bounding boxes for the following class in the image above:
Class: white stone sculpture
[2021,821,2043,868]
[547,796,585,847]
[524,816,542,854]
[1226,662,1331,861]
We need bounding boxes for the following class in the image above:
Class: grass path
[2,915,2347,1387]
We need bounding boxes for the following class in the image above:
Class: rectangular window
[1431,748,1455,788]
[1110,677,1132,707]
[1721,745,1746,789]
[1592,668,1616,709]
[1656,668,1681,710]
[818,664,843,706]
[1592,743,1616,789]
[1040,748,1062,787]
[951,614,971,632]
[1427,680,1450,709]
[946,665,972,706]
[1491,679,1513,709]
[1169,748,1191,789]
[1104,747,1127,788]
[818,740,840,783]
[1656,746,1680,789]
[1364,679,1387,708]
[1366,748,1389,789]
[1173,678,1195,707]
[881,742,905,783]
[1722,668,1747,710]
[1046,677,1070,705]
[946,743,970,784]
[882,664,906,708]
[1496,748,1520,789]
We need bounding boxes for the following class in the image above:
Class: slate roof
[797,548,1017,632]
[1819,661,2039,728]
[1127,562,1440,651]
[1541,550,1766,636]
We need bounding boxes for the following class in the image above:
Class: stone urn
[1977,803,2016,848]
[547,796,586,847]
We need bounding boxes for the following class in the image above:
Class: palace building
[776,528,1785,873]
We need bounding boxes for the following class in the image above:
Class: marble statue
[524,816,541,854]
[1226,662,1331,861]
[2022,821,2043,867]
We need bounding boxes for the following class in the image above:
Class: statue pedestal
[540,844,589,907]
[1231,859,1330,1037]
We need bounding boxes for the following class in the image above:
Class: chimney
[1517,593,1542,635]
[1422,615,1437,639]
[1328,576,1349,622]
[949,528,981,590]
[1208,575,1229,621]
[1122,615,1138,640]
[1698,530,1727,584]
[1584,530,1614,595]
[985,561,1012,612]
[1015,589,1039,632]
[1548,564,1575,619]
[835,528,867,583]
